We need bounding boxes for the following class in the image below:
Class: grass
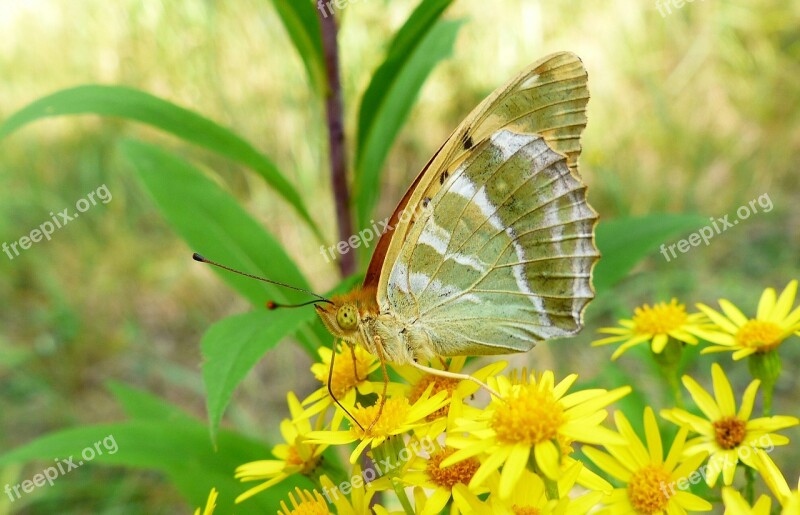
[1,0,798,511]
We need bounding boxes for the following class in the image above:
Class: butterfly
[194,51,599,431]
[314,51,599,422]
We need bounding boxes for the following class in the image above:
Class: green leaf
[270,0,325,95]
[594,214,707,293]
[202,310,314,441]
[0,85,321,238]
[354,15,462,230]
[0,420,298,513]
[122,139,310,307]
[107,381,195,423]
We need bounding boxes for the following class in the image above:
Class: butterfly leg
[347,341,364,382]
[408,359,501,399]
[367,335,390,434]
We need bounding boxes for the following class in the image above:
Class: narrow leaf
[202,310,314,441]
[594,214,707,293]
[0,421,296,513]
[123,139,309,307]
[0,85,320,237]
[270,0,325,95]
[354,17,462,229]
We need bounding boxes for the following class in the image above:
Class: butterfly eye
[336,304,358,330]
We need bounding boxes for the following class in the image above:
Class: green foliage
[0,85,321,239]
[3,0,795,512]
[354,0,459,231]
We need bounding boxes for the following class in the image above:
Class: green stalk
[653,338,685,409]
[748,351,781,417]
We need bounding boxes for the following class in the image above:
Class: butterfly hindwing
[386,129,598,355]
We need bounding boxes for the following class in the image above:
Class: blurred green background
[1,0,798,512]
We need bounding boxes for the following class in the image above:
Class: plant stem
[654,339,684,409]
[318,8,356,277]
[744,465,755,504]
[392,479,415,515]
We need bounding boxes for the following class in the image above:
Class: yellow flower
[301,343,381,419]
[442,370,630,498]
[593,299,714,360]
[306,385,448,463]
[392,356,506,421]
[400,441,489,514]
[660,364,798,486]
[277,487,328,515]
[697,280,800,359]
[583,407,712,515]
[753,448,800,513]
[194,488,217,515]
[451,461,604,515]
[721,488,773,515]
[319,467,378,515]
[235,392,329,503]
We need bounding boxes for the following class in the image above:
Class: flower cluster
[196,281,799,513]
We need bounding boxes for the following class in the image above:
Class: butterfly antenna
[328,345,365,432]
[192,253,333,305]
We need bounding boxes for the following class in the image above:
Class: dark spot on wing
[464,135,474,149]
[439,170,449,185]
[422,197,431,208]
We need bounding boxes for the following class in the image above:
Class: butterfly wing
[364,51,597,355]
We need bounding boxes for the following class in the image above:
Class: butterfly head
[314,287,378,343]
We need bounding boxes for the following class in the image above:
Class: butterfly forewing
[365,52,591,296]
[385,129,598,356]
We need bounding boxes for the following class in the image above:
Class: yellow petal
[644,407,664,464]
[581,447,632,482]
[673,490,713,511]
[719,299,749,327]
[664,427,689,472]
[696,303,739,334]
[682,375,722,421]
[614,409,650,467]
[652,333,669,353]
[756,288,777,320]
[737,380,761,421]
[468,446,509,489]
[534,439,561,479]
[721,450,740,485]
[753,449,792,500]
[711,364,736,417]
[770,280,798,323]
[499,444,530,498]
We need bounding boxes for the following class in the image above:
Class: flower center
[735,320,784,351]
[351,398,409,439]
[410,375,460,420]
[512,507,541,515]
[491,385,564,445]
[713,416,747,449]
[627,464,671,514]
[314,345,374,398]
[633,299,688,335]
[426,447,480,490]
[278,488,328,515]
